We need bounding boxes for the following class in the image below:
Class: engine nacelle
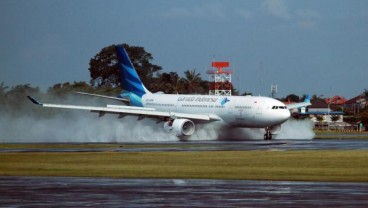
[270,124,282,135]
[163,119,196,136]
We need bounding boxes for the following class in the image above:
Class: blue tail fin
[116,46,150,106]
[304,95,311,103]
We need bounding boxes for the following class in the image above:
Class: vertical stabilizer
[116,46,151,106]
[304,95,311,103]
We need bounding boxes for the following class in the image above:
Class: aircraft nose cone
[282,110,291,121]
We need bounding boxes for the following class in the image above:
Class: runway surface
[1,138,368,207]
[1,176,367,207]
[2,138,368,152]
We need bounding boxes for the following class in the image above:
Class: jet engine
[163,119,195,136]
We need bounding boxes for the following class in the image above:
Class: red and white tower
[207,62,233,96]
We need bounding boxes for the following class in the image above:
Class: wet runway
[2,139,368,153]
[1,176,367,207]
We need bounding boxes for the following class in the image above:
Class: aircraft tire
[264,132,272,140]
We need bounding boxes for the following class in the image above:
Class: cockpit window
[272,106,287,109]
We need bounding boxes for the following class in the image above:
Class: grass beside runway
[314,131,368,139]
[1,150,368,182]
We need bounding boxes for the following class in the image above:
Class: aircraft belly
[227,112,262,128]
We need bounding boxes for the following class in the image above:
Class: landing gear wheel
[264,127,272,140]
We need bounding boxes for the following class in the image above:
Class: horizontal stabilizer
[27,96,42,105]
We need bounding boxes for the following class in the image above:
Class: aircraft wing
[285,95,311,110]
[27,96,221,121]
[286,102,311,110]
[74,91,129,102]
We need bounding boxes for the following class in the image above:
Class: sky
[1,0,367,99]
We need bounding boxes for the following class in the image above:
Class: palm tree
[183,69,202,94]
[363,89,368,97]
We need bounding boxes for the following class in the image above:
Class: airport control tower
[207,61,233,96]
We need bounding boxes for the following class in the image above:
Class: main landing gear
[264,127,272,140]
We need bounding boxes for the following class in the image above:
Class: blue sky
[1,0,367,98]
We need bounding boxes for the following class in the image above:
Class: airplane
[28,46,311,140]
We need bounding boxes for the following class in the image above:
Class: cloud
[261,0,291,19]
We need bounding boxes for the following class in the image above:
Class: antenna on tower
[271,84,277,98]
[259,61,264,95]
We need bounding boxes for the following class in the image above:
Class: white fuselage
[142,94,290,128]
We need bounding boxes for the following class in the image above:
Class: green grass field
[314,131,368,139]
[1,150,367,182]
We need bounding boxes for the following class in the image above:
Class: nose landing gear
[264,127,272,140]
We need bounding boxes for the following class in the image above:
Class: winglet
[27,96,42,105]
